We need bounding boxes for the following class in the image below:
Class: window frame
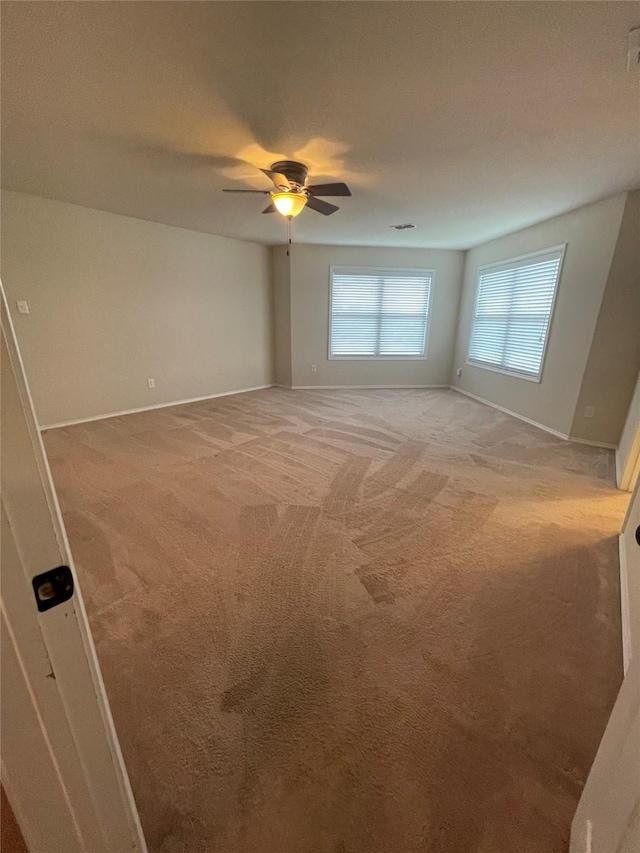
[466,244,566,383]
[327,265,435,361]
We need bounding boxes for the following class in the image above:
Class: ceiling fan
[223,160,351,217]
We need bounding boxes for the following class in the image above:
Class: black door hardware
[32,565,74,612]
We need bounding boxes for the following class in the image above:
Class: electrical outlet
[584,406,595,419]
[456,368,462,378]
[147,378,155,389]
[16,300,29,314]
[311,364,317,373]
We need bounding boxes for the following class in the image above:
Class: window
[329,267,433,359]
[467,246,564,381]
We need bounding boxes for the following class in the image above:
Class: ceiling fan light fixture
[272,192,307,218]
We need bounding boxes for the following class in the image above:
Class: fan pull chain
[286,215,292,256]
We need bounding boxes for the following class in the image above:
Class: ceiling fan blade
[306,196,339,216]
[261,203,277,214]
[306,182,352,197]
[223,189,270,193]
[260,169,292,191]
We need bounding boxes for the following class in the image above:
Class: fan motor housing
[271,160,309,188]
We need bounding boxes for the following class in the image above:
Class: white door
[1,283,147,853]
[620,480,640,672]
[570,483,640,852]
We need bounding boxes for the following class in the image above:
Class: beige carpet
[44,388,627,853]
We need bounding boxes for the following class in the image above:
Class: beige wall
[287,243,464,388]
[571,191,640,445]
[618,799,640,853]
[272,245,292,387]
[451,193,628,438]
[1,191,274,426]
[3,188,633,444]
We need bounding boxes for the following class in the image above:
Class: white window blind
[467,247,564,381]
[329,268,433,358]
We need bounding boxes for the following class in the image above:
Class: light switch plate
[17,300,29,314]
[585,406,595,419]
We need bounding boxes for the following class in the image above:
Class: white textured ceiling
[2,2,639,249]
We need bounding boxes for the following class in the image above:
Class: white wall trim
[39,385,274,431]
[292,384,450,391]
[569,435,618,450]
[451,386,617,449]
[619,534,631,675]
[328,266,435,362]
[617,422,640,491]
[452,386,569,439]
[2,284,147,852]
[466,243,567,386]
[41,382,618,451]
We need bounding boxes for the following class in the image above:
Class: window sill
[329,355,428,361]
[465,359,542,384]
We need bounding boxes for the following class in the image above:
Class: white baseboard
[41,382,619,453]
[569,435,618,450]
[292,384,450,391]
[39,384,275,431]
[619,534,631,675]
[451,386,569,439]
[451,386,617,449]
